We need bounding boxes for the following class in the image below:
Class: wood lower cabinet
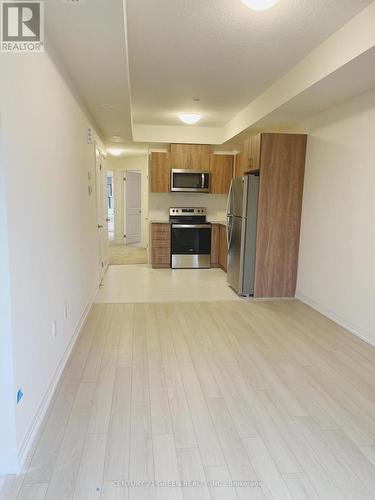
[151,223,171,268]
[211,224,220,266]
[218,224,228,271]
[211,223,227,271]
[150,153,171,193]
[209,155,234,194]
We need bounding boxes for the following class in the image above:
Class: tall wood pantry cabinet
[236,133,308,298]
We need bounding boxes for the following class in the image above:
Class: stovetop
[169,207,208,224]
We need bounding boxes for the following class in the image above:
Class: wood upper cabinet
[149,153,171,193]
[170,144,210,170]
[235,134,261,177]
[150,145,233,194]
[235,151,246,178]
[248,134,261,172]
[254,133,307,298]
[209,155,234,194]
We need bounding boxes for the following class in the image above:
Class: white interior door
[125,171,142,245]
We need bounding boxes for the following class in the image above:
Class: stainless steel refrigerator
[226,175,259,296]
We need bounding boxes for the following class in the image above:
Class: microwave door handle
[201,173,204,189]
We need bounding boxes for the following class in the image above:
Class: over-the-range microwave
[171,169,210,193]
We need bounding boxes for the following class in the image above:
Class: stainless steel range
[169,207,211,269]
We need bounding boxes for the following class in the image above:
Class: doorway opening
[108,167,148,266]
[106,170,115,242]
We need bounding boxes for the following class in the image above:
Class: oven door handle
[172,224,211,229]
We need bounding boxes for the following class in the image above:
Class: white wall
[149,193,228,223]
[296,87,375,344]
[0,50,102,471]
[0,118,18,474]
[107,156,149,247]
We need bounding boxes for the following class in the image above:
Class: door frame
[122,169,142,246]
[95,146,108,283]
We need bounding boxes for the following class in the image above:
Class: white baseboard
[0,475,5,493]
[15,287,97,472]
[296,291,375,350]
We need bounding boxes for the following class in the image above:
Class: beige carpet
[108,244,148,265]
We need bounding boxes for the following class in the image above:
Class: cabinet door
[211,224,220,266]
[170,144,210,170]
[151,223,171,268]
[170,151,191,169]
[190,152,210,170]
[209,155,234,194]
[235,152,245,178]
[150,153,171,192]
[249,134,261,172]
[254,133,307,297]
[219,224,228,271]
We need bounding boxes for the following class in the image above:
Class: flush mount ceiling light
[178,113,202,125]
[107,148,123,157]
[240,0,279,11]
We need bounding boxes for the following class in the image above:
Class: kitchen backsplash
[149,193,228,222]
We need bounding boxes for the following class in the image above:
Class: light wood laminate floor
[3,299,375,499]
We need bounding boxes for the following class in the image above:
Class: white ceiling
[45,0,373,146]
[126,0,371,127]
[45,0,132,142]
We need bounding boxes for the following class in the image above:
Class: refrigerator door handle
[226,179,233,216]
[227,215,234,250]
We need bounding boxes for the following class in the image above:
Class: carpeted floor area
[108,244,148,265]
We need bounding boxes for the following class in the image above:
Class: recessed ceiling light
[178,113,202,125]
[101,103,114,109]
[107,148,123,157]
[240,0,278,11]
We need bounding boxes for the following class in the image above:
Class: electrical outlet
[52,320,57,339]
[16,388,23,404]
[64,303,68,320]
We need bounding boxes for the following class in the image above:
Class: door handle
[106,218,111,222]
[98,224,103,229]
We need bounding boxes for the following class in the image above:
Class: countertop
[208,220,227,226]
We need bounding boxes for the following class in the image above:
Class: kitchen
[149,134,306,298]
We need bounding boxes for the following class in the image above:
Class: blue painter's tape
[16,388,23,404]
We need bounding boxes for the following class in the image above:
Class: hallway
[108,245,148,266]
